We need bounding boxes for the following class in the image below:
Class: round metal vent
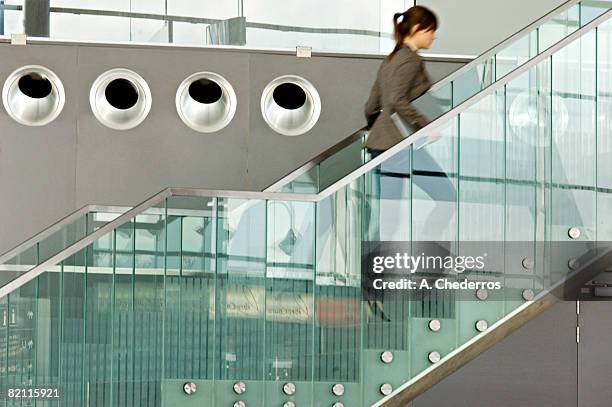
[176,71,237,133]
[2,65,65,126]
[260,75,321,136]
[89,68,152,130]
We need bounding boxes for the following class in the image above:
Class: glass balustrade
[1,4,612,407]
[0,12,610,406]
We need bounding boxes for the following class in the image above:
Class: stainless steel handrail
[2,6,609,299]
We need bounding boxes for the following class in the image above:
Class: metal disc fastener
[568,258,580,270]
[428,319,441,332]
[332,383,345,396]
[380,383,393,396]
[428,351,441,364]
[476,288,488,300]
[475,319,488,332]
[380,351,394,364]
[522,289,535,301]
[283,382,296,396]
[522,257,534,270]
[568,227,581,239]
[332,403,345,407]
[182,382,196,395]
[283,401,296,407]
[233,401,246,407]
[233,381,246,395]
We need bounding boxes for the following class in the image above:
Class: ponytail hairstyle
[388,6,438,60]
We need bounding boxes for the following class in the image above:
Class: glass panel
[31,267,62,395]
[505,66,542,313]
[112,217,135,407]
[428,81,453,117]
[597,19,612,240]
[314,182,362,407]
[60,250,87,405]
[364,146,412,242]
[551,29,597,240]
[215,197,266,405]
[411,118,458,242]
[580,0,612,25]
[318,136,366,191]
[279,165,319,194]
[1,1,24,36]
[452,59,495,106]
[85,231,115,406]
[0,210,122,293]
[458,90,505,241]
[0,245,38,288]
[264,200,315,405]
[132,206,165,405]
[164,195,216,390]
[537,4,580,51]
[496,30,538,80]
[6,278,39,399]
[38,216,88,264]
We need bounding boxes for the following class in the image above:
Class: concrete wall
[0,41,465,253]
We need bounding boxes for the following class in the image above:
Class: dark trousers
[365,147,456,241]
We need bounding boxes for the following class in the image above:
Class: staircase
[1,1,612,406]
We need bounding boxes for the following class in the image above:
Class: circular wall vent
[89,68,152,130]
[176,72,237,133]
[260,75,321,136]
[2,65,65,126]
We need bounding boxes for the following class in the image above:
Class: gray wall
[408,299,612,407]
[412,301,578,407]
[0,41,464,254]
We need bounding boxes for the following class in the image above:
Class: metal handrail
[1,6,610,300]
[263,0,582,192]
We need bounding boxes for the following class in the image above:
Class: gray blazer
[365,45,432,150]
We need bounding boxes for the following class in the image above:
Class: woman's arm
[389,59,429,130]
[365,67,382,128]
